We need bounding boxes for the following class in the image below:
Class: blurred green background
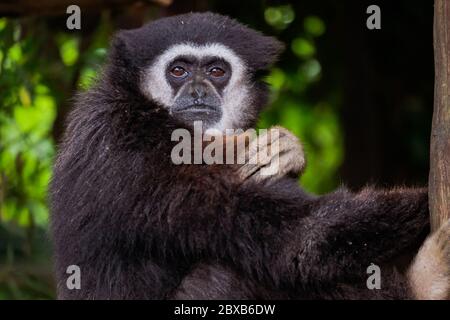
[0,0,434,299]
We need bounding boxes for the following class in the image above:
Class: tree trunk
[429,0,450,231]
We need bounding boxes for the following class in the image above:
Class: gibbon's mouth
[172,104,222,126]
[172,104,220,114]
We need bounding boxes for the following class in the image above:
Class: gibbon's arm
[227,127,430,290]
[288,187,429,286]
[146,163,430,290]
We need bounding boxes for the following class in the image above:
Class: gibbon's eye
[170,66,188,78]
[209,67,225,78]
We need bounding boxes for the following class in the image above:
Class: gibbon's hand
[235,126,306,184]
[408,218,450,300]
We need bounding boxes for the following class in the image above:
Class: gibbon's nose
[190,82,207,101]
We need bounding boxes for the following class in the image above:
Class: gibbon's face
[141,43,251,133]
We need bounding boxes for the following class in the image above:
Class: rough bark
[429,0,450,231]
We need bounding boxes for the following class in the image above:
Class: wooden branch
[0,0,172,17]
[429,0,450,231]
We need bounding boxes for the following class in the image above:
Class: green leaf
[58,36,79,66]
[264,5,295,30]
[304,16,326,37]
[291,38,316,59]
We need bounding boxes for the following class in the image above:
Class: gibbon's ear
[250,35,285,71]
[108,29,154,69]
[107,29,150,86]
[109,30,137,69]
[224,27,285,71]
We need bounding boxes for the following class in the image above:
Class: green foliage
[291,38,315,58]
[304,16,326,37]
[0,20,55,228]
[0,18,58,299]
[259,15,342,194]
[0,15,111,299]
[264,5,295,30]
[57,35,80,66]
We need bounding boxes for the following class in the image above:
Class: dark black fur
[50,12,429,299]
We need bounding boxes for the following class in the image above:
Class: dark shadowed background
[0,0,434,299]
